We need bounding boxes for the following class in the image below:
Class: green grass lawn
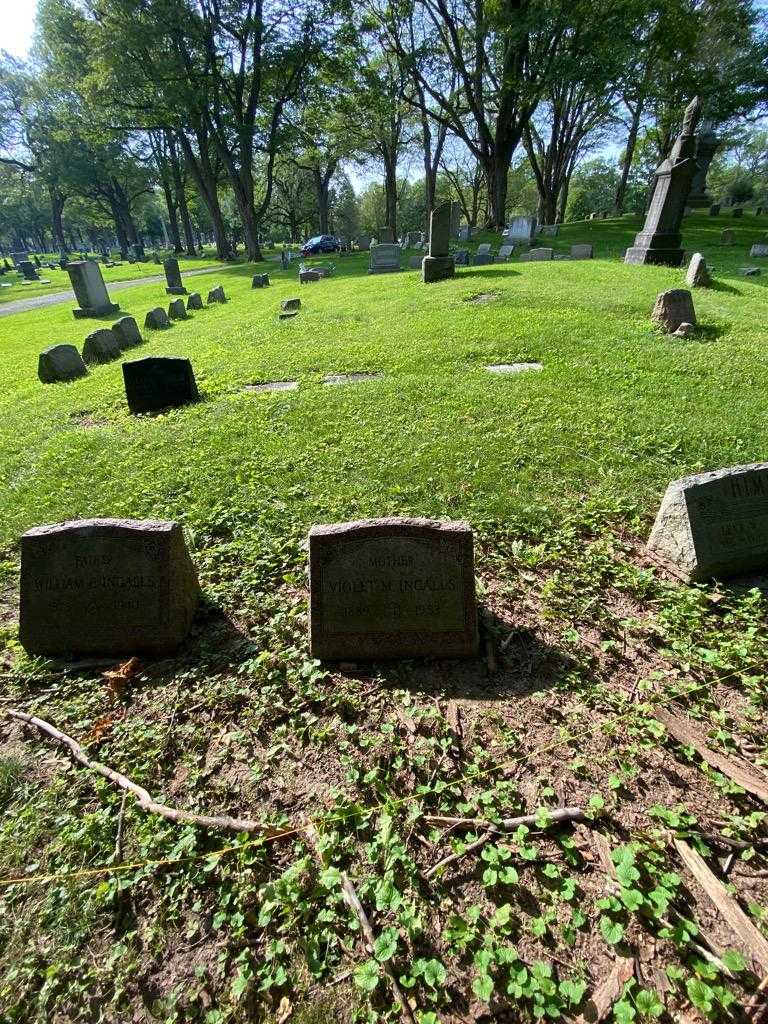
[0,212,767,1022]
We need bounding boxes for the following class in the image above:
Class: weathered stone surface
[168,298,187,320]
[527,248,554,261]
[428,201,452,258]
[122,356,199,414]
[476,243,492,257]
[624,96,702,267]
[540,224,559,236]
[187,292,204,311]
[648,463,768,580]
[652,289,696,333]
[309,518,478,660]
[720,229,735,244]
[281,297,301,312]
[252,273,270,288]
[356,234,371,251]
[111,317,142,349]
[485,362,542,374]
[67,261,120,318]
[685,252,710,287]
[245,380,298,393]
[163,257,187,295]
[82,328,121,364]
[497,244,515,260]
[38,344,88,384]
[207,285,226,303]
[570,244,594,259]
[749,244,768,258]
[454,249,469,266]
[368,243,401,274]
[504,216,536,244]
[144,307,170,330]
[19,518,200,656]
[300,269,322,284]
[423,255,455,283]
[672,322,695,338]
[18,260,39,281]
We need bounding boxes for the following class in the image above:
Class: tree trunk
[313,164,335,235]
[168,133,197,256]
[382,149,398,236]
[162,179,182,252]
[178,130,232,260]
[614,101,642,214]
[485,150,511,230]
[49,185,67,253]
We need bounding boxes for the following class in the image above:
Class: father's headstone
[67,260,120,318]
[82,328,121,364]
[685,252,710,287]
[122,356,199,414]
[648,464,768,580]
[19,518,199,656]
[624,96,702,267]
[308,518,478,659]
[163,257,187,295]
[112,316,142,349]
[651,289,696,333]
[369,243,401,274]
[423,201,455,283]
[38,344,88,384]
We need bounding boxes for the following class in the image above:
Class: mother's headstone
[19,518,199,656]
[163,257,187,295]
[67,260,120,318]
[122,355,199,414]
[82,328,121,364]
[38,344,88,384]
[308,517,478,660]
[648,463,768,580]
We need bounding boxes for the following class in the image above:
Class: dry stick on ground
[575,956,635,1024]
[654,707,768,804]
[8,710,295,841]
[304,821,418,1024]
[674,838,768,974]
[745,974,768,1023]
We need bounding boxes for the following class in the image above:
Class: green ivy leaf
[373,927,398,962]
[354,959,381,993]
[686,978,713,1013]
[635,988,664,1018]
[599,915,625,945]
[721,949,746,973]
[473,973,494,1001]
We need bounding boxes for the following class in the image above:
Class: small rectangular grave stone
[38,344,88,384]
[504,216,536,244]
[376,227,395,244]
[19,518,199,656]
[527,248,554,261]
[123,356,199,414]
[252,274,270,288]
[82,328,121,364]
[112,316,142,349]
[168,298,187,320]
[309,518,478,659]
[570,244,593,259]
[19,261,39,281]
[648,463,768,580]
[145,307,170,329]
[497,244,514,260]
[368,243,401,274]
[282,297,301,312]
[187,292,203,311]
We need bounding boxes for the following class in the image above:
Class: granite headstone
[163,257,187,295]
[82,328,121,364]
[38,344,88,384]
[123,356,199,414]
[67,260,120,318]
[112,316,142,349]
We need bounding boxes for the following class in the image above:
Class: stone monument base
[422,255,455,283]
[165,287,187,296]
[72,303,120,319]
[624,246,684,268]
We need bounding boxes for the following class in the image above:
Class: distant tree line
[0,0,765,256]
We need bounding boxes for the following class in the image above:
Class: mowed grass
[0,211,767,551]
[1,212,768,1022]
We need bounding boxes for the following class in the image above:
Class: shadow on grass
[709,279,742,296]
[455,265,521,281]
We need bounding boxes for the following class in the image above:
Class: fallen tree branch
[8,710,295,841]
[655,707,768,804]
[674,838,768,973]
[304,821,418,1024]
[425,830,494,880]
[423,806,586,832]
[576,956,635,1023]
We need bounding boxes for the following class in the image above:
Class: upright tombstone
[38,344,88,384]
[377,226,395,244]
[19,518,199,656]
[82,328,121,364]
[252,273,270,288]
[187,292,204,311]
[541,224,559,237]
[685,252,710,287]
[709,203,721,216]
[648,464,768,580]
[356,234,371,252]
[750,244,768,258]
[422,201,455,283]
[308,518,478,660]
[624,96,703,267]
[122,356,199,414]
[368,243,401,274]
[11,251,29,266]
[571,244,594,259]
[207,285,226,303]
[112,316,142,349]
[504,216,537,245]
[18,260,39,281]
[67,260,120,318]
[163,257,187,295]
[527,247,554,261]
[145,307,170,330]
[168,298,187,320]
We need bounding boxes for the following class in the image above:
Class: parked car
[299,234,340,256]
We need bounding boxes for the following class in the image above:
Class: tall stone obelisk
[624,96,702,267]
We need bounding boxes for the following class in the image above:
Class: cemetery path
[0,265,221,318]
